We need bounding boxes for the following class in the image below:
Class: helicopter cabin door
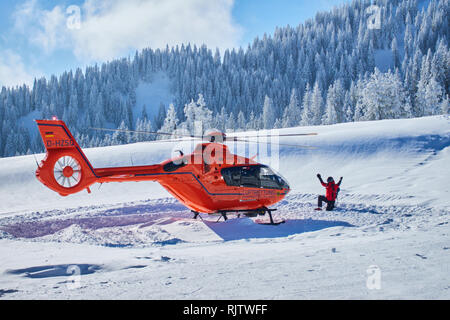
[221,166,261,203]
[239,166,262,203]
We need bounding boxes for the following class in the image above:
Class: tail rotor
[53,155,82,189]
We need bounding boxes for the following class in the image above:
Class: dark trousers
[318,195,335,211]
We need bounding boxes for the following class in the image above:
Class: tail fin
[37,119,81,150]
[35,119,96,196]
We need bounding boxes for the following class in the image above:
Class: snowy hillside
[0,116,449,299]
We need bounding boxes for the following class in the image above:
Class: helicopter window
[221,165,288,190]
[221,166,260,188]
[221,167,241,187]
[240,166,260,188]
[163,160,187,172]
[259,166,283,190]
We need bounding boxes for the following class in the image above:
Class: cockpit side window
[221,167,241,186]
[240,166,260,188]
[259,166,282,189]
[221,165,288,190]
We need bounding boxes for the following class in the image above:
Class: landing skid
[193,207,284,225]
[255,218,286,226]
[255,207,286,225]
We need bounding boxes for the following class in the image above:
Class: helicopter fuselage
[35,120,290,214]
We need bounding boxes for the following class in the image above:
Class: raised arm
[317,174,326,187]
[337,177,343,186]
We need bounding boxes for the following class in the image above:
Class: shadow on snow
[6,264,101,279]
[203,218,353,241]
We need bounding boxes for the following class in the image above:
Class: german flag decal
[45,131,55,138]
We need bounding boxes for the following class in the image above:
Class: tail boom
[35,119,165,196]
[94,165,163,183]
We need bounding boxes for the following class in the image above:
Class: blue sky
[0,0,351,88]
[233,0,352,46]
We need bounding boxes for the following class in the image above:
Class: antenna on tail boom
[33,154,40,168]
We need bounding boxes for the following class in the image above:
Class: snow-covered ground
[0,116,449,299]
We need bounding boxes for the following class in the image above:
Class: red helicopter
[35,119,316,225]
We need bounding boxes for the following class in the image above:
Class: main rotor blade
[227,133,318,139]
[90,127,203,139]
[233,138,317,149]
[141,137,200,144]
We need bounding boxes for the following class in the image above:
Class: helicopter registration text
[46,139,75,148]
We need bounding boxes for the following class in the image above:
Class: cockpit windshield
[259,166,290,190]
[221,165,290,190]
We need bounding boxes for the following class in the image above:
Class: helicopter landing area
[0,193,448,300]
[0,192,445,246]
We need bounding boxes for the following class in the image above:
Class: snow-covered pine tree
[300,83,314,126]
[91,92,105,128]
[112,121,130,145]
[247,111,258,131]
[416,77,445,116]
[311,82,325,125]
[134,118,151,142]
[214,107,227,132]
[262,95,276,129]
[343,91,354,122]
[158,103,179,139]
[323,92,339,125]
[323,79,344,125]
[357,68,411,121]
[182,99,197,133]
[273,118,282,129]
[226,112,236,131]
[391,37,401,70]
[282,88,301,128]
[441,96,449,114]
[194,94,213,133]
[182,94,213,134]
[237,111,246,131]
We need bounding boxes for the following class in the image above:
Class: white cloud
[0,50,40,88]
[13,0,242,62]
[13,0,67,53]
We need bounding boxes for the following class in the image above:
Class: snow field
[0,116,448,299]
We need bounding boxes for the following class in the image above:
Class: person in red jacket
[315,174,343,211]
